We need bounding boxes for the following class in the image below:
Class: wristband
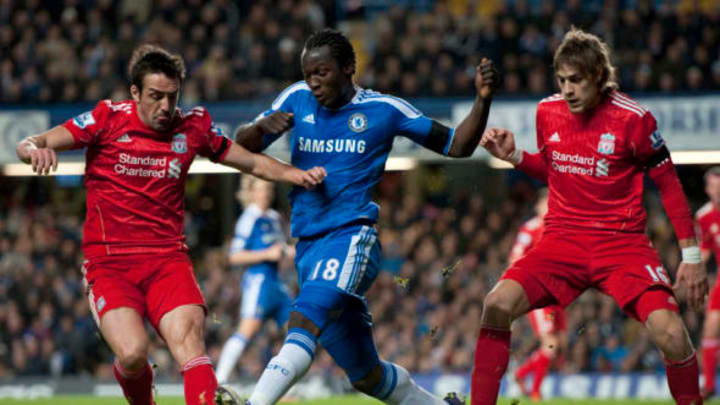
[508,149,523,165]
[681,246,701,264]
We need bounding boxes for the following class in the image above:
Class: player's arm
[480,127,548,182]
[16,126,76,175]
[229,243,285,266]
[234,111,294,153]
[446,58,496,157]
[220,142,326,189]
[645,146,706,309]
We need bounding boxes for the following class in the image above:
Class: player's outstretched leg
[246,328,315,405]
[644,302,702,405]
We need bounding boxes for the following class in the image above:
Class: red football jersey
[696,202,720,268]
[510,215,544,260]
[534,91,664,233]
[63,100,231,258]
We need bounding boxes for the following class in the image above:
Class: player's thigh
[158,304,207,365]
[595,240,677,322]
[318,297,380,382]
[144,253,206,331]
[100,307,149,364]
[500,233,588,310]
[295,224,381,297]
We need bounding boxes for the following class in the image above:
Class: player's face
[131,72,180,132]
[251,180,274,209]
[556,64,602,114]
[301,45,353,108]
[707,175,720,207]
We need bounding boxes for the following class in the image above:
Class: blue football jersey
[229,203,286,276]
[260,82,456,237]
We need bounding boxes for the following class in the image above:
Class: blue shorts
[240,271,292,326]
[292,224,383,381]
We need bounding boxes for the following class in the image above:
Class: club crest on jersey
[597,133,615,155]
[650,130,664,150]
[73,111,95,129]
[172,133,187,154]
[348,113,368,133]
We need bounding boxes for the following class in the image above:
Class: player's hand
[257,112,294,135]
[480,127,517,162]
[29,147,59,175]
[265,243,285,262]
[673,261,708,311]
[475,58,497,99]
[293,166,326,189]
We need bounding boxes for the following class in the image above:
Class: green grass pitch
[3,397,720,405]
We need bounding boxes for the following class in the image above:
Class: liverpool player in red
[509,189,566,401]
[476,28,706,405]
[698,167,720,399]
[15,45,325,405]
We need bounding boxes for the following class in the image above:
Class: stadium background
[0,0,719,402]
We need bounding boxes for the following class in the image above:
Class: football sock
[248,329,315,405]
[371,361,446,405]
[113,359,154,405]
[702,338,719,392]
[471,326,511,405]
[666,352,703,405]
[181,355,217,405]
[531,350,552,395]
[216,332,249,384]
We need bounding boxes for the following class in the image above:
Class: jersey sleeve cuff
[61,121,87,148]
[442,128,456,156]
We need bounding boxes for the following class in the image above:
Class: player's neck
[328,84,356,109]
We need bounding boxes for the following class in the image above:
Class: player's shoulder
[606,90,651,119]
[235,204,263,237]
[538,93,564,106]
[271,81,311,110]
[95,99,134,119]
[696,202,716,221]
[352,87,422,118]
[523,216,543,231]
[536,93,565,117]
[266,208,282,221]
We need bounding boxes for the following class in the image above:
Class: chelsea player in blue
[235,29,496,405]
[216,176,294,384]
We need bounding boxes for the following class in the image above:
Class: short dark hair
[128,44,186,90]
[705,166,720,182]
[303,29,356,70]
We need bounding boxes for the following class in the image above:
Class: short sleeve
[258,82,304,150]
[229,214,256,254]
[194,107,232,162]
[535,103,547,152]
[394,97,454,155]
[628,111,664,163]
[62,100,111,148]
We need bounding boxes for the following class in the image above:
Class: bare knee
[482,281,529,327]
[646,310,693,360]
[351,364,383,395]
[115,340,149,371]
[159,305,207,365]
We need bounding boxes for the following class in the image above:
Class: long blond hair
[553,27,618,92]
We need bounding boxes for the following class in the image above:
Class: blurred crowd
[0,169,711,381]
[1,0,719,104]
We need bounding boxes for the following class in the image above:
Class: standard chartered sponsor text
[114,153,167,178]
[551,150,595,175]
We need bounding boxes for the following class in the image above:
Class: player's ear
[343,62,355,77]
[130,84,141,102]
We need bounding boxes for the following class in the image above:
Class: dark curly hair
[128,44,186,90]
[303,29,356,71]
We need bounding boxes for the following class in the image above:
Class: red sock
[666,353,703,405]
[181,355,218,405]
[530,350,551,395]
[471,327,511,405]
[515,351,536,380]
[702,339,719,392]
[113,359,154,405]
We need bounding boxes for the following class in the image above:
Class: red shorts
[528,306,566,336]
[82,252,206,330]
[708,280,720,311]
[501,228,678,323]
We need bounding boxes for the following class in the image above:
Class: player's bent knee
[483,289,520,319]
[115,344,149,370]
[351,365,384,395]
[646,309,692,356]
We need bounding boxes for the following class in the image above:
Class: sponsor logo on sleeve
[649,130,664,150]
[172,133,187,154]
[210,122,223,136]
[597,133,615,155]
[73,111,95,129]
[348,113,368,133]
